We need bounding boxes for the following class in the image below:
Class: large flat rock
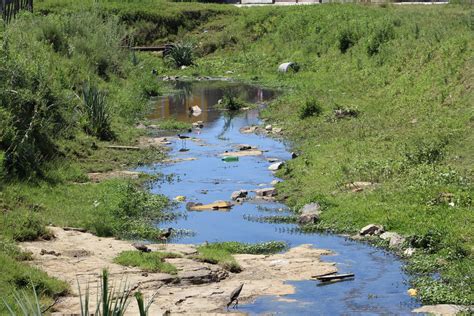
[21,227,337,315]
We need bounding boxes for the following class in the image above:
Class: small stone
[359,224,385,236]
[271,180,281,186]
[231,190,248,200]
[380,232,406,249]
[268,162,284,171]
[407,288,418,297]
[273,127,282,134]
[265,125,273,131]
[403,248,416,257]
[291,152,299,159]
[256,187,277,197]
[181,65,187,70]
[412,304,471,315]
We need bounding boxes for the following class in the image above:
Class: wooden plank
[315,273,355,282]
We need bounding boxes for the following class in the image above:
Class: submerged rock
[412,304,472,315]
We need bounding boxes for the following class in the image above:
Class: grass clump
[196,241,287,272]
[150,118,191,131]
[299,98,323,119]
[164,42,194,68]
[114,251,180,274]
[81,83,114,141]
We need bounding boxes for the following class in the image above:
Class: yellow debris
[407,288,418,297]
[174,196,186,202]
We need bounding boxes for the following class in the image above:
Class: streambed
[138,80,422,315]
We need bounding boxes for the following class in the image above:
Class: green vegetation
[114,251,180,274]
[0,0,472,309]
[196,241,287,272]
[165,42,195,68]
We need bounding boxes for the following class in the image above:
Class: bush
[220,89,246,111]
[367,22,394,56]
[164,42,194,68]
[404,138,447,165]
[299,98,323,119]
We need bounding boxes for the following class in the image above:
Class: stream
[137,80,422,315]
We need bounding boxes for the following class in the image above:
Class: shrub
[299,98,323,119]
[164,42,194,68]
[404,138,447,165]
[220,89,246,111]
[81,83,114,141]
[338,28,358,54]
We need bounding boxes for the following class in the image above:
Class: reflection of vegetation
[217,112,235,140]
[219,88,248,111]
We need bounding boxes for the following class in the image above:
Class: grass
[114,251,181,274]
[0,0,472,309]
[196,241,287,272]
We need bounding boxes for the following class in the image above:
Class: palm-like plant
[2,286,42,316]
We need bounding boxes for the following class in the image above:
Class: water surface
[138,81,421,315]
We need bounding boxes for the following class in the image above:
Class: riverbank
[20,227,336,315]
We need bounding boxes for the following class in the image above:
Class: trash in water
[314,273,355,283]
[222,156,239,162]
[174,196,186,202]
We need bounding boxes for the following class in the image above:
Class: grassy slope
[2,0,472,308]
[142,3,472,304]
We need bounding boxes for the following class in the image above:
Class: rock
[407,288,418,297]
[291,152,299,159]
[380,232,406,249]
[189,201,232,211]
[359,224,384,236]
[217,99,223,105]
[270,180,281,186]
[412,304,472,315]
[179,267,228,285]
[231,190,248,201]
[181,65,187,70]
[256,187,277,198]
[240,126,258,134]
[268,162,284,171]
[265,125,273,131]
[40,249,61,256]
[403,248,416,257]
[191,105,202,116]
[298,203,321,224]
[136,123,146,129]
[267,157,280,163]
[272,127,282,134]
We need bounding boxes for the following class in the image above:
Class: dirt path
[20,227,337,315]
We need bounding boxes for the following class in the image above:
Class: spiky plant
[2,285,43,316]
[81,83,114,141]
[164,42,194,68]
[135,291,158,316]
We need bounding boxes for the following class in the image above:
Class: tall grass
[81,83,114,141]
[164,42,194,68]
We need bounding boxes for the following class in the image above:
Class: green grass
[114,251,181,274]
[196,241,287,272]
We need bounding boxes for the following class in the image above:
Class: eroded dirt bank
[20,227,337,315]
